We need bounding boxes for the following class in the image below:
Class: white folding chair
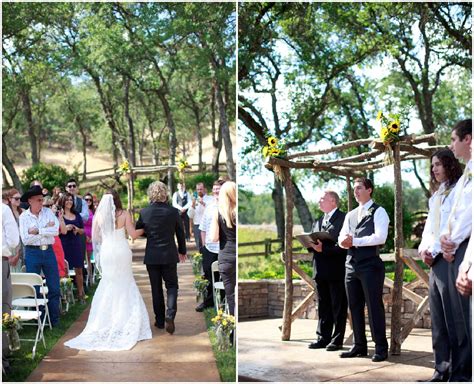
[64,260,75,304]
[211,261,227,313]
[11,283,46,359]
[11,273,52,330]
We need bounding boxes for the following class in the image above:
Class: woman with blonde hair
[210,181,236,316]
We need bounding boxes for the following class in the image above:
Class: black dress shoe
[417,371,449,382]
[371,352,388,362]
[326,343,343,351]
[308,340,328,349]
[195,303,207,312]
[165,318,175,334]
[154,321,164,329]
[340,346,368,358]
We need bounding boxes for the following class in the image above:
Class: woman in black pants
[211,181,236,316]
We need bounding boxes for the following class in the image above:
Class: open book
[295,231,336,249]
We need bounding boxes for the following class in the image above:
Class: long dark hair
[57,192,79,215]
[84,193,96,214]
[106,189,123,211]
[430,148,463,193]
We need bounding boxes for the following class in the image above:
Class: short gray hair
[147,181,168,203]
[325,190,340,206]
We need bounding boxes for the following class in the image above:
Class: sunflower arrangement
[192,252,203,276]
[2,313,21,331]
[118,160,131,175]
[193,275,209,302]
[177,157,189,172]
[376,111,402,166]
[212,310,236,351]
[261,136,286,159]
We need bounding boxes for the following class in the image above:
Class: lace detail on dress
[65,229,152,351]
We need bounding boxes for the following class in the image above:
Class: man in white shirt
[196,181,222,312]
[2,202,20,372]
[188,183,213,251]
[19,185,61,326]
[338,177,390,362]
[440,119,472,382]
[172,182,191,242]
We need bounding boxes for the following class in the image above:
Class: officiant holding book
[307,190,348,352]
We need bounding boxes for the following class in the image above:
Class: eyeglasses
[12,197,21,201]
[85,198,92,202]
[67,184,76,188]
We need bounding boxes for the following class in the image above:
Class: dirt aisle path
[27,240,220,382]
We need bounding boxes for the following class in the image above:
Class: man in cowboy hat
[19,185,61,326]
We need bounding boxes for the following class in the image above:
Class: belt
[2,257,9,261]
[25,245,52,251]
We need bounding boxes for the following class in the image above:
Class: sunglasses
[12,197,21,201]
[67,184,77,188]
[85,198,92,202]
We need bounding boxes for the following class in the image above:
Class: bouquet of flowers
[192,252,203,276]
[376,111,401,166]
[2,313,22,351]
[211,310,235,351]
[60,277,74,304]
[261,136,287,159]
[118,160,131,175]
[193,276,209,302]
[177,157,189,172]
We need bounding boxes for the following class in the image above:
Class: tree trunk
[292,180,313,232]
[156,90,177,194]
[214,80,235,180]
[211,85,222,176]
[2,135,23,193]
[124,76,136,167]
[2,168,11,189]
[193,109,203,172]
[76,116,87,180]
[20,87,39,164]
[272,175,285,244]
[390,143,405,355]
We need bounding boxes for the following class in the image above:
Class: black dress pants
[345,257,388,354]
[181,212,190,240]
[315,276,348,346]
[218,261,236,316]
[146,263,178,325]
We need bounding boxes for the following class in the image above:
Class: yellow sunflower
[380,127,389,139]
[267,136,278,147]
[376,111,383,121]
[262,146,269,157]
[389,120,400,133]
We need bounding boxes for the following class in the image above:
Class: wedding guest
[6,189,24,272]
[456,236,472,297]
[19,185,60,326]
[2,199,20,372]
[210,181,236,316]
[418,149,463,382]
[440,119,472,382]
[188,182,213,251]
[83,193,95,284]
[51,186,63,202]
[46,197,68,278]
[58,193,86,304]
[338,177,389,362]
[172,182,191,242]
[196,180,223,312]
[307,191,347,351]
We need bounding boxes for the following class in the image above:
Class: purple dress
[59,214,84,268]
[84,210,94,252]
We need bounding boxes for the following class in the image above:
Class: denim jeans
[25,246,60,326]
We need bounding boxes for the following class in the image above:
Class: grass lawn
[203,307,236,382]
[2,284,97,382]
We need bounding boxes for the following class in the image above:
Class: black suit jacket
[136,202,186,265]
[309,208,347,281]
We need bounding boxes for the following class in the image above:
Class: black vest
[177,191,188,208]
[75,196,83,213]
[347,203,381,262]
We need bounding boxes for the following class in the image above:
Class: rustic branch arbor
[265,133,444,355]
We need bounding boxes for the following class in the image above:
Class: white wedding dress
[65,197,152,351]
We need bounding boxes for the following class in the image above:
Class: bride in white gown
[65,191,152,351]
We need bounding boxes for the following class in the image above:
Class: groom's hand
[178,253,187,263]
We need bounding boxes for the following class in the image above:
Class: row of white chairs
[211,260,229,314]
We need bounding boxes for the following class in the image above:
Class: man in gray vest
[338,177,389,362]
[172,182,191,242]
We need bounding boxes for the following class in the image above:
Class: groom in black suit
[136,181,187,334]
[308,190,348,351]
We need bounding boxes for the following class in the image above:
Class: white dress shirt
[459,236,473,280]
[441,159,472,253]
[338,199,390,248]
[19,207,59,246]
[75,195,89,223]
[172,190,191,210]
[418,182,455,256]
[188,194,213,225]
[2,203,20,257]
[199,201,220,253]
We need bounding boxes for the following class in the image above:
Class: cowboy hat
[20,185,45,203]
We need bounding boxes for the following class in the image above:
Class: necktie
[432,189,443,239]
[448,164,470,233]
[323,213,330,229]
[357,206,364,224]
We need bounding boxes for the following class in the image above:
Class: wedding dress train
[65,227,152,351]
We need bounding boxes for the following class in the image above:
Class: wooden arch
[265,133,444,354]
